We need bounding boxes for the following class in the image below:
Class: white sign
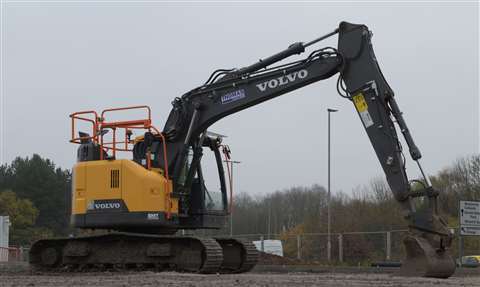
[460,201,480,226]
[460,225,480,236]
[0,216,10,262]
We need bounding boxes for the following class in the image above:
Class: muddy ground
[0,263,479,287]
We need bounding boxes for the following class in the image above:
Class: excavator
[30,22,456,278]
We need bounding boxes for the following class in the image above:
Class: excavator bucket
[400,234,456,278]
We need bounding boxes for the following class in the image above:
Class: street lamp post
[225,160,241,237]
[327,108,338,262]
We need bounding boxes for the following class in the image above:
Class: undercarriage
[29,233,259,274]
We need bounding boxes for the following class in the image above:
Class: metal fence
[225,228,476,265]
[226,230,408,264]
[12,247,29,262]
[0,247,26,262]
[0,247,8,262]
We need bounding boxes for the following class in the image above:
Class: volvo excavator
[30,22,456,278]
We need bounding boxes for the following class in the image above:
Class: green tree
[0,190,37,228]
[0,154,71,235]
[0,190,52,245]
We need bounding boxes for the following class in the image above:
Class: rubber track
[29,233,224,274]
[234,238,259,273]
[197,237,223,274]
[215,237,259,273]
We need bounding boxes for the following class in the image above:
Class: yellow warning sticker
[353,93,368,113]
[353,92,374,128]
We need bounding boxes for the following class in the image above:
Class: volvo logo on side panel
[86,199,128,213]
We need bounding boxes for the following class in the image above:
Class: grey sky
[2,2,479,197]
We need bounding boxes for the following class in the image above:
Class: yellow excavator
[30,22,456,277]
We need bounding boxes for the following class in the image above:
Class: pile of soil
[257,252,302,265]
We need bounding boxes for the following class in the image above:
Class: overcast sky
[1,2,479,197]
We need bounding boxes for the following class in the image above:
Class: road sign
[460,225,480,236]
[460,201,480,226]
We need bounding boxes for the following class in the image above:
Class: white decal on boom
[256,69,308,92]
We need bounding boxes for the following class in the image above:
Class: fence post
[459,232,464,268]
[296,235,301,260]
[386,231,391,261]
[260,235,264,252]
[338,233,343,263]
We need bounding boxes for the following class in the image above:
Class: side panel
[121,160,178,214]
[71,159,179,231]
[85,160,123,201]
[72,163,86,215]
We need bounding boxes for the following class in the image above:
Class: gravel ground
[1,263,479,287]
[1,272,479,287]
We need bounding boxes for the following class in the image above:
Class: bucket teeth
[400,235,456,278]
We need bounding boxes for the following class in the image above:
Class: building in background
[0,216,10,262]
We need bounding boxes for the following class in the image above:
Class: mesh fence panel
[232,231,413,264]
[390,230,407,261]
[210,228,478,265]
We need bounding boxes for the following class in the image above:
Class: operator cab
[76,131,116,162]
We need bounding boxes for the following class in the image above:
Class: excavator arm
[161,22,455,277]
[338,22,455,277]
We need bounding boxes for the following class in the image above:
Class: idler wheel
[40,247,61,267]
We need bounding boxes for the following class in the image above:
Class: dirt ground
[1,271,479,287]
[1,263,479,287]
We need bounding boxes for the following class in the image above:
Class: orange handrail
[69,110,98,144]
[69,106,169,171]
[98,106,152,158]
[100,105,151,122]
[101,119,151,129]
